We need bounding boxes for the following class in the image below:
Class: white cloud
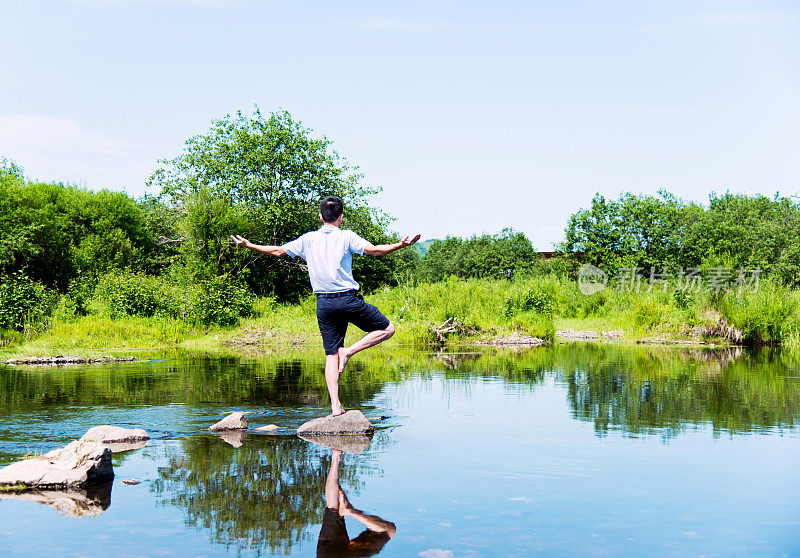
[0,113,153,192]
[0,114,145,158]
[419,550,455,558]
[341,18,449,32]
[636,11,793,34]
[63,0,237,6]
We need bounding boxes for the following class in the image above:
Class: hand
[230,234,250,248]
[400,234,421,247]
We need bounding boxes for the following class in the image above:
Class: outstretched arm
[363,234,421,257]
[231,235,287,257]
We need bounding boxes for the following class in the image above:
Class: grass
[2,275,799,357]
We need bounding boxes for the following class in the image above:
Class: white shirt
[281,225,369,293]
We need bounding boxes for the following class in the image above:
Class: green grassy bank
[2,274,799,357]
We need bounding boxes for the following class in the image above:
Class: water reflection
[0,481,111,517]
[152,433,380,554]
[1,344,798,460]
[317,449,395,558]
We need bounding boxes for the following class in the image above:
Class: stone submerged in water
[209,412,248,432]
[296,410,374,436]
[0,440,113,488]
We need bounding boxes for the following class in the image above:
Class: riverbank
[2,275,798,358]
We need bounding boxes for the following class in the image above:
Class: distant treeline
[563,191,800,286]
[1,108,799,335]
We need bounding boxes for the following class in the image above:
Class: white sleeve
[348,231,369,255]
[281,234,307,259]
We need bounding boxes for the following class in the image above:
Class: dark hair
[320,195,344,223]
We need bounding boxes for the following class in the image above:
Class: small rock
[296,410,374,436]
[209,412,248,432]
[255,424,279,431]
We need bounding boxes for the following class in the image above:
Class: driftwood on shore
[3,355,136,366]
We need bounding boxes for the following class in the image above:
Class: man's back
[282,224,368,293]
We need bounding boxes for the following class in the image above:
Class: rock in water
[81,425,149,443]
[80,425,150,454]
[296,410,374,436]
[209,412,248,432]
[297,433,373,454]
[0,441,113,488]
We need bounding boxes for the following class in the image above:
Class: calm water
[0,344,798,557]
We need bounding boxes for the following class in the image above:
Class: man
[231,195,420,416]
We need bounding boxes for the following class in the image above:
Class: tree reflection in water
[152,434,380,555]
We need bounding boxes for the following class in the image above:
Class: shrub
[510,310,556,341]
[94,271,183,318]
[0,271,57,331]
[191,276,253,326]
[717,280,800,345]
[505,286,554,316]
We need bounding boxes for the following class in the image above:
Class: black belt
[316,290,358,299]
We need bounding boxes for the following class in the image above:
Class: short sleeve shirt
[281,225,369,293]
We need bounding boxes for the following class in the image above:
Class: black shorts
[316,290,390,355]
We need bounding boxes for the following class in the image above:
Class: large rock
[209,412,248,432]
[0,441,113,488]
[297,433,373,454]
[80,425,149,443]
[80,425,150,453]
[296,410,374,436]
[0,482,112,517]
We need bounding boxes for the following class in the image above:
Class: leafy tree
[561,191,800,284]
[0,158,152,291]
[148,108,397,300]
[419,229,537,281]
[562,191,703,273]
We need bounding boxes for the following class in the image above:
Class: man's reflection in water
[317,449,396,557]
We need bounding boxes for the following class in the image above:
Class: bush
[718,280,800,345]
[191,276,253,326]
[510,310,556,341]
[0,271,57,331]
[505,286,554,316]
[94,271,183,318]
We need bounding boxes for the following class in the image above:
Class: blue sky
[1,0,798,248]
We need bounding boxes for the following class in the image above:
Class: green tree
[562,191,703,274]
[419,229,537,281]
[148,108,397,300]
[0,158,152,291]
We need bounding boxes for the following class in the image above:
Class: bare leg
[325,354,345,416]
[338,323,395,374]
[324,449,342,510]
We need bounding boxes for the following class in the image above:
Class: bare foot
[338,490,353,516]
[337,347,350,375]
[330,403,345,417]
